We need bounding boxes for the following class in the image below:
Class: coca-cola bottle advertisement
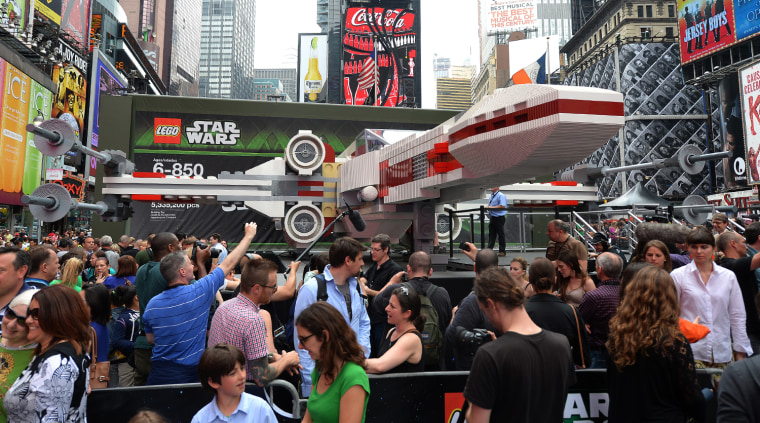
[342,7,418,107]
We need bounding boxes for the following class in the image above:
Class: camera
[455,326,491,351]
[459,242,471,252]
[401,272,409,282]
[191,240,208,262]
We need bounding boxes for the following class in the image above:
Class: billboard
[51,53,87,171]
[740,61,760,185]
[60,0,91,49]
[126,107,448,241]
[1,0,34,44]
[342,7,419,107]
[298,34,328,103]
[486,0,537,33]
[34,0,62,26]
[679,0,736,63]
[718,73,746,188]
[0,59,54,206]
[86,50,126,182]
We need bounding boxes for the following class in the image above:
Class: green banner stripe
[134,149,282,157]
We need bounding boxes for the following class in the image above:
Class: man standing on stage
[486,187,507,257]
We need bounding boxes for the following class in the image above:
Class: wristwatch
[267,353,274,362]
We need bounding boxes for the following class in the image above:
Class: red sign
[52,171,86,201]
[344,8,415,33]
[678,0,736,64]
[154,118,182,144]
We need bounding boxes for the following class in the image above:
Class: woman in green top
[296,302,370,423]
[50,257,84,292]
[0,290,38,423]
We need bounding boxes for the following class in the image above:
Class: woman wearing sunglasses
[0,290,37,422]
[296,302,370,423]
[365,286,424,374]
[4,285,92,422]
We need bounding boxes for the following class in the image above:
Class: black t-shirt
[464,330,576,422]
[365,259,402,324]
[719,257,760,338]
[607,335,705,422]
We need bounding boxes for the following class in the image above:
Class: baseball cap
[591,232,608,244]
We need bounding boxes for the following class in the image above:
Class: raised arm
[218,223,258,275]
[272,261,300,301]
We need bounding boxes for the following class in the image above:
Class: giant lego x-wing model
[25,85,624,249]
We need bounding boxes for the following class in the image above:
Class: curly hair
[554,250,589,302]
[296,302,366,384]
[607,266,681,372]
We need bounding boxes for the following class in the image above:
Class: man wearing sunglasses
[208,258,300,387]
[0,247,35,339]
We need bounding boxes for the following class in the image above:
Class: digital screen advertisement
[342,7,419,107]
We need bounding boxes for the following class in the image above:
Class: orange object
[679,318,710,343]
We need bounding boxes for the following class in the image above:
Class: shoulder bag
[89,327,110,389]
[568,304,586,369]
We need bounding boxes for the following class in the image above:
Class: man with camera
[445,244,499,370]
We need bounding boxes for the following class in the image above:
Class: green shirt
[307,362,370,423]
[134,261,167,350]
[0,344,36,423]
[50,275,83,292]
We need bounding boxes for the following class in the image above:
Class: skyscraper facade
[198,0,256,98]
[254,68,297,102]
[167,0,203,95]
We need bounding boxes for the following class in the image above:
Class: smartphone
[459,242,471,252]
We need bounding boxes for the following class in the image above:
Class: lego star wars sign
[486,0,537,33]
[152,118,241,145]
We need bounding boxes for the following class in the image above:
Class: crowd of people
[2,214,760,422]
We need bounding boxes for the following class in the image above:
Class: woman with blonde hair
[607,265,705,422]
[51,257,84,292]
[296,302,369,423]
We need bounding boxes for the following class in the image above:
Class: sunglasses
[26,307,40,321]
[4,308,27,326]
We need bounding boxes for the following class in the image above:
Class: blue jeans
[590,349,608,369]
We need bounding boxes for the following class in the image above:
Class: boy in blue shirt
[192,344,277,423]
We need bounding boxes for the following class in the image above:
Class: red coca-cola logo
[346,8,414,32]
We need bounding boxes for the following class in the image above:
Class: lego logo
[155,125,180,136]
[154,118,182,144]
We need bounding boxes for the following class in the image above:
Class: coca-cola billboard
[342,6,420,108]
